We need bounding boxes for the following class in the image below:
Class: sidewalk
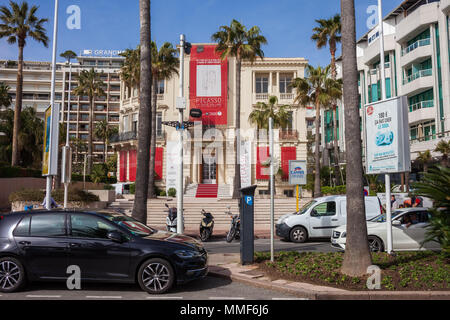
[207,253,450,300]
[154,226,273,240]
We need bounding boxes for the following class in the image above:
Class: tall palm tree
[94,120,118,163]
[249,95,291,131]
[148,41,179,198]
[0,1,48,167]
[312,14,342,185]
[212,19,267,199]
[417,150,432,173]
[434,140,450,167]
[132,0,152,224]
[340,0,372,277]
[119,47,141,92]
[73,68,105,173]
[291,65,342,197]
[70,137,87,163]
[0,82,12,107]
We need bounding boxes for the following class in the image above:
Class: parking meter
[240,185,257,265]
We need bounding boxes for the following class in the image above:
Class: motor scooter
[199,209,214,242]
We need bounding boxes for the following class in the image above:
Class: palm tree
[148,41,179,198]
[340,0,372,277]
[212,19,267,199]
[249,95,291,131]
[312,14,342,185]
[417,150,432,173]
[73,69,105,173]
[0,82,12,108]
[0,1,48,167]
[291,65,342,197]
[94,120,118,163]
[132,0,152,224]
[119,47,141,92]
[434,140,450,168]
[70,137,87,163]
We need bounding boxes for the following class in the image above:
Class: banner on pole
[42,104,60,176]
[166,141,180,193]
[240,141,252,188]
[288,160,307,185]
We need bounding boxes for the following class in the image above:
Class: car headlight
[175,250,203,259]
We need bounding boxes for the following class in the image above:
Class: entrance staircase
[185,184,232,199]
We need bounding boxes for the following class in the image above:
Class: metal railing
[279,129,299,140]
[369,62,391,75]
[401,38,431,56]
[110,131,137,143]
[403,68,432,85]
[410,130,450,145]
[409,100,434,112]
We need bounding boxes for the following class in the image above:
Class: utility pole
[269,117,274,262]
[45,0,59,210]
[62,59,73,209]
[378,0,393,254]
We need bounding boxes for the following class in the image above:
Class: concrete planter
[87,190,116,203]
[11,201,107,212]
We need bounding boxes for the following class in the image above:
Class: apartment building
[0,51,124,164]
[325,0,450,167]
[111,43,309,198]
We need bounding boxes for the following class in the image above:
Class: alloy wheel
[0,260,21,290]
[368,237,383,252]
[142,262,171,293]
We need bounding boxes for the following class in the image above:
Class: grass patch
[254,251,449,291]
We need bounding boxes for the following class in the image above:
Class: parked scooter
[199,209,214,242]
[225,206,240,243]
[165,203,178,233]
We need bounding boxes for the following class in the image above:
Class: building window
[279,75,292,93]
[132,113,138,133]
[123,115,130,132]
[255,75,269,93]
[157,80,165,94]
[156,112,163,136]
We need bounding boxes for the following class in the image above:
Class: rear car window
[30,214,66,237]
[13,216,31,236]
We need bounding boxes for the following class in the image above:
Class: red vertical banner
[129,150,137,182]
[154,147,163,180]
[189,45,228,125]
[256,146,270,180]
[119,151,127,182]
[281,147,297,179]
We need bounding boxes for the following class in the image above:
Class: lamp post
[177,34,186,234]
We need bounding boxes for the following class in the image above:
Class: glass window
[279,75,292,93]
[14,216,31,236]
[105,214,155,237]
[255,75,269,93]
[312,202,336,217]
[156,112,162,135]
[30,214,66,237]
[157,80,165,94]
[70,214,119,239]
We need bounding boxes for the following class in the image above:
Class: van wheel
[290,226,308,243]
[368,236,384,252]
[0,257,26,293]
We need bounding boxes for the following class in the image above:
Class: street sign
[288,160,307,185]
[364,96,411,174]
[176,97,186,109]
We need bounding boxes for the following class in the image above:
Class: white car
[331,208,441,252]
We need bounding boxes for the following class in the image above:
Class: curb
[207,265,450,300]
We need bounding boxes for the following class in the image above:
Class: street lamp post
[62,60,73,209]
[177,34,185,234]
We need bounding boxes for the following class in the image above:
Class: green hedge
[0,166,43,178]
[321,185,346,195]
[71,173,117,184]
[9,188,99,204]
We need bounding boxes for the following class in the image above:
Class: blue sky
[0,0,400,66]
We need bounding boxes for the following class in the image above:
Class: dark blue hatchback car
[0,210,208,294]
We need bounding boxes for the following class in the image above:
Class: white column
[269,72,273,94]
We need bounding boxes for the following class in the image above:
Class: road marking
[146,296,183,300]
[272,298,309,300]
[85,296,123,299]
[209,297,245,300]
[26,295,62,298]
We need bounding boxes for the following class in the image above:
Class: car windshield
[106,214,156,237]
[298,201,316,215]
[369,211,403,223]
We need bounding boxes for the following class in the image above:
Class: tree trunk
[400,173,405,193]
[88,97,94,174]
[332,106,340,185]
[405,171,410,192]
[12,44,24,167]
[103,138,107,163]
[340,0,372,276]
[232,58,242,199]
[132,0,152,224]
[148,77,158,198]
[314,98,322,197]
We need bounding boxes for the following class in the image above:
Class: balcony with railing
[409,100,434,112]
[401,38,431,56]
[403,69,432,85]
[400,39,432,67]
[110,131,137,144]
[279,129,299,141]
[408,100,436,124]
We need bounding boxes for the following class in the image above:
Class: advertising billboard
[289,160,307,185]
[189,45,228,125]
[240,141,252,188]
[42,104,60,176]
[364,96,411,174]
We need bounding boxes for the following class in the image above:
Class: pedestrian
[391,195,399,210]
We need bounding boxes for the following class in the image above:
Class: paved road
[0,276,302,301]
[203,238,340,254]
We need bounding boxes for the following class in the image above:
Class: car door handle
[331,219,338,222]
[19,241,31,246]
[69,243,81,248]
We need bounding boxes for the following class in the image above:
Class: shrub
[159,190,167,197]
[168,188,176,197]
[9,188,99,204]
[103,184,114,190]
[0,166,42,178]
[129,183,136,195]
[91,163,108,184]
[321,185,346,195]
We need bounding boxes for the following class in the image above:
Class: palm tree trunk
[103,137,107,163]
[405,171,410,192]
[12,44,24,167]
[333,106,340,185]
[340,0,372,276]
[148,77,158,198]
[232,58,242,199]
[314,98,322,197]
[88,97,94,174]
[132,0,152,223]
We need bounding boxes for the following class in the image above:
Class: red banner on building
[281,147,297,180]
[119,151,127,182]
[189,45,228,125]
[256,146,270,180]
[129,150,137,182]
[155,147,163,181]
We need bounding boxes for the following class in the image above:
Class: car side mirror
[392,220,401,226]
[310,209,318,217]
[107,230,124,243]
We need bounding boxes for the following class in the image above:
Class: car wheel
[368,236,384,252]
[138,258,175,294]
[290,226,308,243]
[0,257,26,293]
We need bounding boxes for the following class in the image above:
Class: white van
[275,196,382,243]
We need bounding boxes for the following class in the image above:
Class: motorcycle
[225,206,240,243]
[165,203,178,233]
[199,209,214,242]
